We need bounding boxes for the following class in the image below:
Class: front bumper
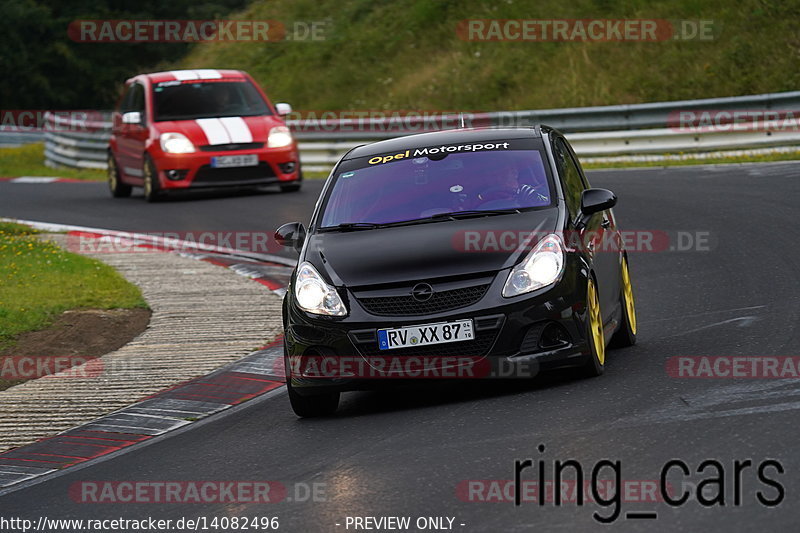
[151,144,300,189]
[283,265,592,394]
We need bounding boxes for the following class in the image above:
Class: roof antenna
[459,112,466,128]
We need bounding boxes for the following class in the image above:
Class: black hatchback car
[276,126,637,417]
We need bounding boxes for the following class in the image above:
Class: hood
[305,208,560,287]
[155,115,283,146]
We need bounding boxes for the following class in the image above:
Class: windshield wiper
[320,210,521,232]
[320,222,383,232]
[427,209,521,220]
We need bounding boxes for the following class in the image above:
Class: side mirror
[275,102,292,116]
[580,188,617,216]
[275,222,306,252]
[122,111,141,125]
[577,188,617,229]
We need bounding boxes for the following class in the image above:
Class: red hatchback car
[108,69,301,201]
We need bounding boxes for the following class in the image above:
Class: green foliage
[0,0,249,109]
[3,0,800,124]
[177,0,800,111]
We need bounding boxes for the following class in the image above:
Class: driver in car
[476,163,550,207]
[215,85,238,115]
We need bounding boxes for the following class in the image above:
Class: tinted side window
[554,138,585,218]
[119,85,135,113]
[130,84,145,113]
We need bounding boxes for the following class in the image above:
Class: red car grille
[198,142,264,152]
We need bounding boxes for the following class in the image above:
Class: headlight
[502,234,565,297]
[267,126,293,148]
[294,262,347,316]
[159,132,195,154]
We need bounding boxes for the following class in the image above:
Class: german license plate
[210,154,258,168]
[377,319,474,350]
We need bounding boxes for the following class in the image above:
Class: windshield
[319,139,553,228]
[152,80,272,121]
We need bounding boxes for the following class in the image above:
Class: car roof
[135,69,248,84]
[343,127,544,160]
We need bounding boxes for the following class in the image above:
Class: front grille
[199,142,264,152]
[357,284,489,316]
[356,329,499,358]
[193,162,276,184]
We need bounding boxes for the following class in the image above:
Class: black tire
[579,276,605,377]
[610,255,637,348]
[287,379,340,418]
[107,154,132,198]
[142,155,162,203]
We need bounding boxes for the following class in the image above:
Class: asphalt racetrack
[1,162,799,531]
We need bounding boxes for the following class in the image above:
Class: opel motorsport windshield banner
[350,138,540,167]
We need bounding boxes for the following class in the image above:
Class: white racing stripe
[219,117,253,143]
[196,118,230,145]
[194,69,223,79]
[170,69,222,81]
[196,117,254,145]
[170,70,199,81]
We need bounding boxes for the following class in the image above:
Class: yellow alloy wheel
[143,162,153,197]
[621,258,637,335]
[108,156,118,188]
[588,278,605,365]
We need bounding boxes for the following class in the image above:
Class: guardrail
[42,112,112,170]
[287,90,800,137]
[293,126,800,171]
[26,90,800,172]
[0,131,44,147]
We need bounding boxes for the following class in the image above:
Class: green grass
[178,0,800,112]
[0,222,147,351]
[0,144,106,181]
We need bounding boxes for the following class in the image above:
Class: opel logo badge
[411,283,434,302]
